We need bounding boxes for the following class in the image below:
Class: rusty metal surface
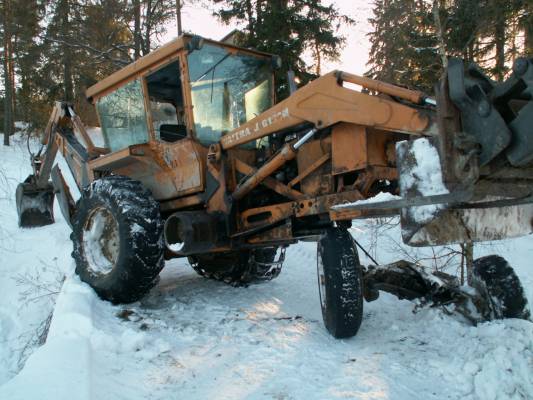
[155,139,204,198]
[435,74,478,189]
[288,152,330,188]
[329,206,398,221]
[51,165,75,227]
[339,72,426,104]
[205,155,231,214]
[232,143,297,200]
[86,35,273,102]
[296,139,332,196]
[239,189,365,232]
[221,71,435,149]
[240,202,294,230]
[331,124,405,176]
[247,221,295,245]
[164,210,231,256]
[332,123,366,174]
[89,140,205,201]
[234,159,306,200]
[86,37,186,101]
[160,194,203,212]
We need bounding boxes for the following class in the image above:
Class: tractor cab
[86,35,276,152]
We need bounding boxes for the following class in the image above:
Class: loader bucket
[396,138,533,246]
[16,175,55,228]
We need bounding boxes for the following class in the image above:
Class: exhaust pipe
[163,211,228,256]
[164,213,187,254]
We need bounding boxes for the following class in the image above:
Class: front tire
[472,255,530,320]
[317,228,364,338]
[71,176,164,303]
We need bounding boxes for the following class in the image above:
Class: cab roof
[86,34,274,103]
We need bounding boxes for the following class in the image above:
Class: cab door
[141,55,206,200]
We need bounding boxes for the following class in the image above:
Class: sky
[163,0,374,75]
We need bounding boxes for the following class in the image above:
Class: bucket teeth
[16,176,55,228]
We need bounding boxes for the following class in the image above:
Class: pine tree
[11,0,47,131]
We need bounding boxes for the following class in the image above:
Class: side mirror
[287,69,297,94]
[187,35,204,52]
[271,55,282,70]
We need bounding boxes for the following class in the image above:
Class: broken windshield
[187,43,273,146]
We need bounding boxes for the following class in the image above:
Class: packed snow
[332,191,401,209]
[1,133,532,399]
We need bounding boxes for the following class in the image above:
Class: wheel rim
[82,207,119,275]
[317,243,326,309]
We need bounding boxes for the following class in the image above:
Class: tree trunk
[176,0,182,36]
[464,242,474,286]
[60,0,74,101]
[245,0,253,33]
[432,0,447,68]
[467,40,474,63]
[525,9,533,55]
[459,245,465,285]
[134,0,141,59]
[314,41,321,75]
[494,16,506,80]
[3,0,14,146]
[256,0,263,26]
[527,28,533,56]
[144,0,153,55]
[10,47,16,129]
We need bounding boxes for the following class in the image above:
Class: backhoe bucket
[16,175,55,228]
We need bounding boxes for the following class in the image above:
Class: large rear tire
[188,247,282,285]
[472,255,530,320]
[317,228,364,338]
[71,176,164,303]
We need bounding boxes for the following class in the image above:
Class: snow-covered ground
[0,133,532,399]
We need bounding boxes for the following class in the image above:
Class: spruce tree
[214,0,352,99]
[367,0,530,91]
[367,0,439,93]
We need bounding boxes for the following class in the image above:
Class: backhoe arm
[16,102,103,227]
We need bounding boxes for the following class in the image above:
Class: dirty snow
[399,138,449,224]
[1,133,533,400]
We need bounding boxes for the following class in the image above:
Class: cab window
[146,60,187,143]
[187,43,273,147]
[96,79,149,152]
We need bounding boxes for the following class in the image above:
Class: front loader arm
[220,72,437,205]
[220,71,437,150]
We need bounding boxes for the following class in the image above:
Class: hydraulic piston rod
[232,128,317,200]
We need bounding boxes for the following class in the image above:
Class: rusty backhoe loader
[16,35,533,338]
